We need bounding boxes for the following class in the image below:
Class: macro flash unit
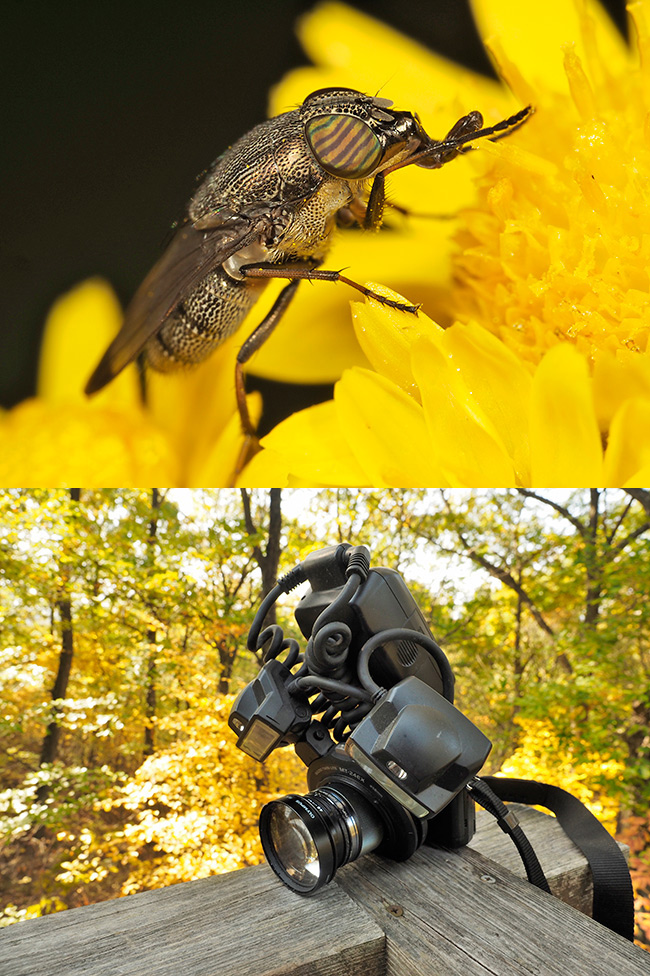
[225,541,634,946]
[345,676,492,818]
[229,543,487,893]
[234,717,284,763]
[229,658,311,762]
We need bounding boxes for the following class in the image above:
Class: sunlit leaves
[58,699,305,896]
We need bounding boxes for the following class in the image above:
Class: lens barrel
[260,783,383,895]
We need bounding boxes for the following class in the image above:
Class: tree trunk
[39,596,74,768]
[583,488,602,629]
[261,488,282,605]
[217,638,237,694]
[144,489,161,757]
[37,489,81,798]
[241,488,283,636]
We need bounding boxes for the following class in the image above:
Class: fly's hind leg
[233,278,301,475]
[234,259,420,477]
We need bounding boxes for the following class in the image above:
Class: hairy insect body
[85,86,531,428]
[146,110,357,371]
[145,266,265,371]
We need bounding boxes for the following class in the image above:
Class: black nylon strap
[469,778,551,893]
[482,776,634,942]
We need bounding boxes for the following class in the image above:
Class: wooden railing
[2,805,647,976]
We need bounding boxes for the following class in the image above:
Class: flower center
[451,44,650,366]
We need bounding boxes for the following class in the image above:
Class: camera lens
[260,783,383,895]
[266,805,320,886]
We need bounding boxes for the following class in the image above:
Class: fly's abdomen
[145,267,266,371]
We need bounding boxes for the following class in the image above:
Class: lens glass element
[267,805,320,884]
[260,785,384,895]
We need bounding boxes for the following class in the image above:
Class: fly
[85,87,532,450]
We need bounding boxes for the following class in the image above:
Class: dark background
[2,0,627,423]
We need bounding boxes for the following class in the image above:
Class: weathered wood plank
[470,803,614,915]
[0,863,385,976]
[1,805,645,976]
[336,839,648,976]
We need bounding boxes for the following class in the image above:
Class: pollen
[452,4,650,366]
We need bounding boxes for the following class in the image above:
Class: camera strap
[480,775,635,942]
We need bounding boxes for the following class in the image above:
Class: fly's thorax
[272,178,356,261]
[189,110,319,221]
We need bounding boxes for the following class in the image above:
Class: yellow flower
[245,0,650,487]
[0,279,264,487]
[7,1,650,487]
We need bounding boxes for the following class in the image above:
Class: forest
[0,488,649,948]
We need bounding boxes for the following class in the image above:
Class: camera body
[229,543,491,894]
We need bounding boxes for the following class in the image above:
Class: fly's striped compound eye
[305,114,382,179]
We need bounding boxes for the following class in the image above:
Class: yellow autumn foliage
[498,718,625,833]
[59,696,306,896]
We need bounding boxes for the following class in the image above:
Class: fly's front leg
[239,263,420,313]
[364,173,386,231]
[359,112,485,230]
[346,186,458,227]
[337,181,386,231]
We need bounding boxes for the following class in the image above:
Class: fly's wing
[85,211,271,394]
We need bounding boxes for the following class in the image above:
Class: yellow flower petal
[334,368,447,486]
[283,1,507,120]
[629,2,650,108]
[623,463,650,487]
[0,400,175,487]
[529,344,603,486]
[603,397,650,486]
[592,349,650,432]
[189,393,262,488]
[439,321,532,484]
[38,278,140,408]
[236,448,290,488]
[471,0,630,95]
[411,336,515,487]
[350,287,444,399]
[259,399,370,485]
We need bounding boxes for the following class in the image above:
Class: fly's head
[300,87,532,187]
[300,87,429,184]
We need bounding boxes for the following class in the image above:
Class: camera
[229,543,492,895]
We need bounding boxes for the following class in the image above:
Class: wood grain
[471,803,616,915]
[0,863,384,976]
[337,817,646,976]
[1,805,645,976]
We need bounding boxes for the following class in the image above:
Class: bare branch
[516,489,585,534]
[605,497,633,546]
[624,488,650,517]
[611,520,650,557]
[240,488,264,566]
